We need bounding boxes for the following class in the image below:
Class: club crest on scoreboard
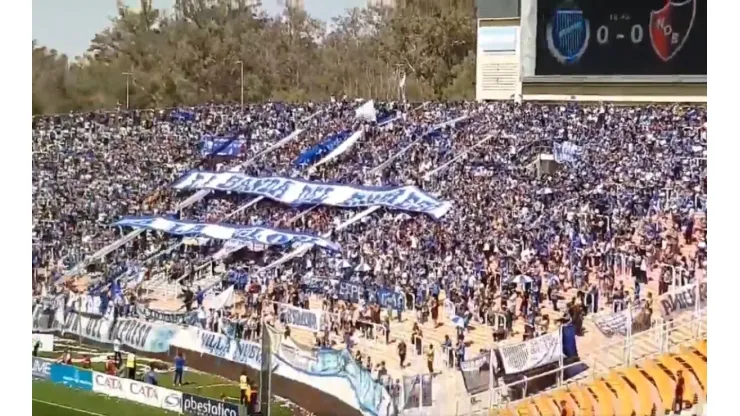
[649,0,697,62]
[546,0,591,65]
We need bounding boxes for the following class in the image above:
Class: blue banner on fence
[200,138,244,157]
[171,171,452,219]
[50,364,93,391]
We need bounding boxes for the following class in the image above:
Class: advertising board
[182,393,240,416]
[92,372,183,412]
[50,364,93,391]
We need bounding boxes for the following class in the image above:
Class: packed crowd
[32,102,707,363]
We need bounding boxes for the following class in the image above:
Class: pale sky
[32,0,366,58]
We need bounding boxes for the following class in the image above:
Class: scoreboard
[534,0,706,76]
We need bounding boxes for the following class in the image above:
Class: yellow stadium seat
[622,367,662,415]
[532,395,558,416]
[567,384,596,416]
[659,355,702,403]
[646,358,698,407]
[587,381,617,416]
[639,363,681,410]
[693,340,707,357]
[512,399,539,416]
[548,389,577,416]
[674,352,707,396]
[493,408,517,416]
[602,372,638,416]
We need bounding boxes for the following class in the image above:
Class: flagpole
[558,324,564,387]
[418,375,423,413]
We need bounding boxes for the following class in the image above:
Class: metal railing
[456,307,707,415]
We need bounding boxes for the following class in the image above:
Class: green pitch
[33,350,296,416]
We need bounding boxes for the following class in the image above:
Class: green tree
[32,0,478,114]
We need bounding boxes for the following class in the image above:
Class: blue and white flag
[112,217,341,251]
[172,171,452,219]
[553,141,583,164]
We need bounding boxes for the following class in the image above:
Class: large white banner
[113,216,341,251]
[92,372,182,412]
[278,303,326,333]
[499,329,562,374]
[171,171,452,219]
[57,312,180,353]
[187,329,272,370]
[660,281,707,319]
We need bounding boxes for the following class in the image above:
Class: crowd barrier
[456,306,707,415]
[32,304,392,416]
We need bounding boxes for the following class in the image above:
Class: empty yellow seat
[603,372,637,416]
[622,367,662,415]
[693,340,707,357]
[568,384,597,416]
[588,381,617,416]
[491,407,517,416]
[512,399,539,416]
[532,395,558,416]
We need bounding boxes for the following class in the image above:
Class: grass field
[33,346,298,416]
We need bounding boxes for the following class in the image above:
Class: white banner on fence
[279,303,325,333]
[498,329,562,374]
[32,334,55,352]
[592,306,642,338]
[92,372,183,412]
[184,329,271,370]
[660,281,707,319]
[171,171,452,219]
[58,312,180,353]
[134,304,199,325]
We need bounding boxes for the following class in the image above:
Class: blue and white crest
[546,6,590,65]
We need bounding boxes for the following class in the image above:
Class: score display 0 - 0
[535,0,706,76]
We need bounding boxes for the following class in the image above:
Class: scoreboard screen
[535,0,706,76]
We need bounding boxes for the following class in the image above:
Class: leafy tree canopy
[33,0,477,114]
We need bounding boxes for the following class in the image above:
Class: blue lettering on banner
[171,171,452,219]
[336,281,406,311]
[279,304,323,332]
[112,217,341,251]
[199,331,233,359]
[232,340,263,369]
[50,364,93,391]
[196,329,274,371]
